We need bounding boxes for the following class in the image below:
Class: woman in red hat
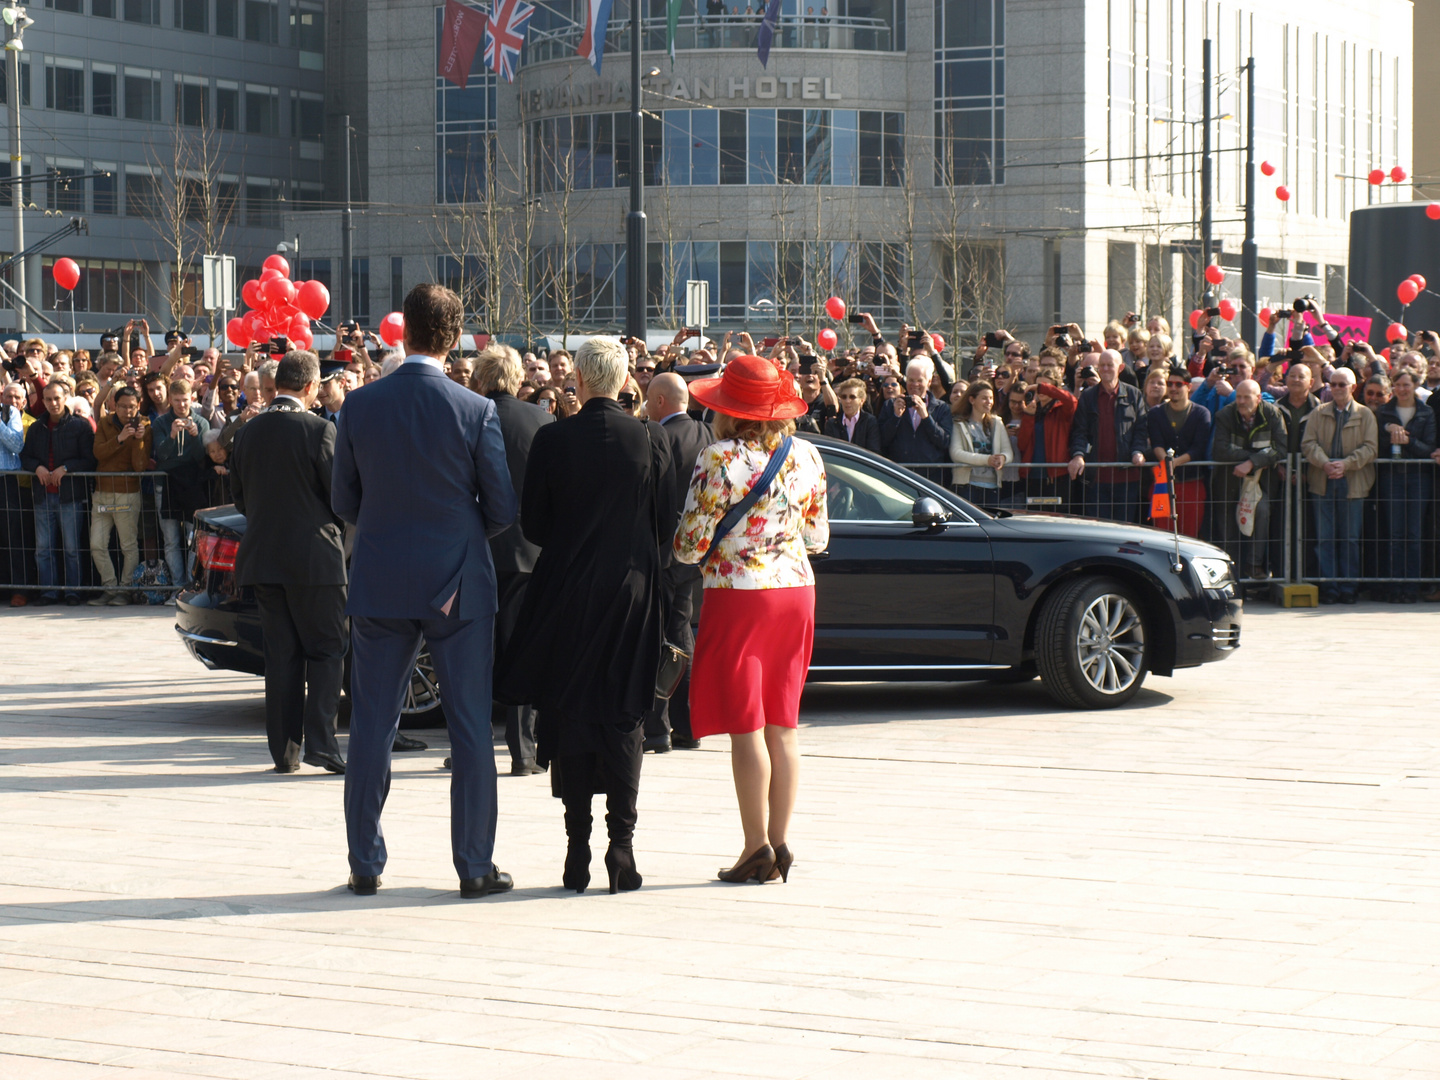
[674,355,829,885]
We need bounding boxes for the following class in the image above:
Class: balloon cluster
[1190,264,1237,328]
[1397,274,1426,306]
[226,255,331,351]
[819,295,942,354]
[1369,166,1408,185]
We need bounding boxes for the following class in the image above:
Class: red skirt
[689,586,815,739]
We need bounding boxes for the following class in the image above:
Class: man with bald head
[643,371,712,751]
[1067,349,1150,522]
[1212,379,1288,580]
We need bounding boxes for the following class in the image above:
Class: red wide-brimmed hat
[687,355,809,421]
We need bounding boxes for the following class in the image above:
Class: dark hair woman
[675,356,829,885]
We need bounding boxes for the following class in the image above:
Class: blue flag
[756,0,782,67]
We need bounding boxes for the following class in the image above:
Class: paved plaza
[1,604,1437,1079]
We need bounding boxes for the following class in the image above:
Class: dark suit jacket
[823,410,882,454]
[332,359,516,620]
[496,397,674,720]
[1068,382,1151,463]
[488,391,554,575]
[656,411,712,569]
[231,401,346,587]
[877,394,953,463]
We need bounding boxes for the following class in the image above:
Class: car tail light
[196,533,239,572]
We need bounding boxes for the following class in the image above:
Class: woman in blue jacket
[1145,367,1213,538]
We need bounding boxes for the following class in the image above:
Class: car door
[810,447,996,673]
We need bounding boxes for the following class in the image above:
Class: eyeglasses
[1329,381,1350,388]
[635,365,655,373]
[217,383,238,391]
[23,348,43,355]
[1166,380,1188,388]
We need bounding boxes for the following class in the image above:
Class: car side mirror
[911,496,947,528]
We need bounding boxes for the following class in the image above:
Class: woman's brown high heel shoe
[767,843,793,883]
[718,844,776,883]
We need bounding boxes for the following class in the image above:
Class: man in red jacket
[1014,373,1076,512]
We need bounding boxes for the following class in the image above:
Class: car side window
[822,453,925,522]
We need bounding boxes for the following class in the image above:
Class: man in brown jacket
[1300,367,1378,603]
[88,386,151,605]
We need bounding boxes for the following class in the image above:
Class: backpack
[130,560,172,605]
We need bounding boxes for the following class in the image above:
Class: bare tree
[931,121,1008,350]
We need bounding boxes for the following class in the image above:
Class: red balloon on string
[824,296,846,321]
[1204,264,1225,285]
[1380,347,1391,362]
[1386,323,1408,343]
[244,311,269,341]
[296,280,330,320]
[1409,274,1427,292]
[1398,280,1420,305]
[259,267,282,284]
[293,328,314,352]
[52,257,80,291]
[1188,309,1203,331]
[1218,299,1237,321]
[261,276,297,307]
[262,254,291,278]
[1260,161,1276,177]
[226,317,250,348]
[1368,169,1386,186]
[288,313,311,340]
[817,328,838,350]
[1275,185,1291,202]
[1391,166,1407,184]
[1428,203,1440,220]
[1258,307,1274,326]
[379,312,405,346]
[930,333,945,353]
[240,278,262,309]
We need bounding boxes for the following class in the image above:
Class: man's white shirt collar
[403,354,445,370]
[273,394,306,408]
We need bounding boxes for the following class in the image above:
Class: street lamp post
[624,3,645,341]
[1201,38,1213,279]
[3,4,32,333]
[1241,58,1258,346]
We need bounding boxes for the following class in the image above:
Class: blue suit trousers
[344,613,498,879]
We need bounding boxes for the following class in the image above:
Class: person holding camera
[151,379,211,593]
[1014,372,1077,509]
[878,356,952,475]
[88,386,150,606]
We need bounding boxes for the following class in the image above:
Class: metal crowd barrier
[0,469,234,599]
[893,455,1440,596]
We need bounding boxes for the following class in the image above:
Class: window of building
[91,64,116,115]
[245,87,279,136]
[47,163,85,212]
[177,78,206,127]
[390,256,404,312]
[42,256,146,313]
[215,82,239,130]
[216,0,237,36]
[295,258,332,295]
[292,94,323,141]
[124,68,161,122]
[0,60,33,107]
[933,0,1005,186]
[291,2,323,53]
[174,0,206,30]
[124,0,160,24]
[244,0,277,43]
[92,165,117,214]
[125,171,159,217]
[44,0,84,12]
[93,0,116,14]
[45,60,85,113]
[434,8,497,204]
[246,179,279,226]
[351,258,370,322]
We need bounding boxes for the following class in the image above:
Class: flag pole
[624,0,646,341]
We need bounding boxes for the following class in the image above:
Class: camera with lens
[1292,295,1318,315]
[1053,333,1072,349]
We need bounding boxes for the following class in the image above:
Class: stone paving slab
[0,604,1437,1079]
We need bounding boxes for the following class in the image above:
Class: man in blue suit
[332,283,517,898]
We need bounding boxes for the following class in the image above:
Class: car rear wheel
[1036,576,1149,709]
[340,648,448,728]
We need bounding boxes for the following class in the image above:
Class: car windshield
[821,453,924,521]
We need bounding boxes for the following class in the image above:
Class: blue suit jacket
[332,360,517,620]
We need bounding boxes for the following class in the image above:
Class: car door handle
[808,550,830,561]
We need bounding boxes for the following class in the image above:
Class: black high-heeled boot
[561,793,592,894]
[604,845,642,894]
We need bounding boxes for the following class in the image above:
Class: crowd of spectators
[2,296,1438,607]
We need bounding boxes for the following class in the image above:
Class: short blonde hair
[834,377,867,400]
[472,344,524,395]
[574,336,629,396]
[713,411,795,444]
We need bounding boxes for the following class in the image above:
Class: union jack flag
[484,0,534,84]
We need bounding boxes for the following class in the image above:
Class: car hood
[979,510,1231,560]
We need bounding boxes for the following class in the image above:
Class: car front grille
[1212,625,1241,651]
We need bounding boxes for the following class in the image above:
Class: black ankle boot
[562,795,593,894]
[604,845,642,894]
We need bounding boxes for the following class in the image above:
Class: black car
[175,434,1241,711]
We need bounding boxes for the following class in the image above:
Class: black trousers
[494,570,538,767]
[553,719,644,850]
[254,582,345,769]
[0,475,34,593]
[642,563,699,742]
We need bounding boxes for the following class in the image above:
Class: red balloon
[1189,309,1203,331]
[1380,348,1391,362]
[296,280,330,320]
[291,327,314,351]
[1258,307,1274,326]
[244,314,269,342]
[817,328,838,350]
[1204,264,1225,285]
[1399,280,1420,305]
[260,268,282,284]
[1391,166,1408,184]
[824,296,846,321]
[240,278,262,309]
[226,317,250,348]
[1428,203,1440,220]
[1218,299,1238,321]
[1369,169,1386,186]
[1275,185,1291,202]
[379,312,405,346]
[263,254,291,278]
[1409,274,1427,292]
[1260,161,1276,177]
[261,276,297,307]
[1386,322,1408,343]
[930,333,945,353]
[288,313,311,339]
[52,257,80,291]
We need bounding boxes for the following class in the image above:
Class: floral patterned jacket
[673,435,829,589]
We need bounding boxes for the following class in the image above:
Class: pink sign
[1300,310,1372,344]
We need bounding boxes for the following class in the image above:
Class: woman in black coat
[496,336,676,894]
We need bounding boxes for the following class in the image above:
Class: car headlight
[1191,556,1234,588]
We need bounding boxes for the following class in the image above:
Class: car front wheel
[1036,576,1149,708]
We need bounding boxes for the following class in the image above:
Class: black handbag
[645,421,691,700]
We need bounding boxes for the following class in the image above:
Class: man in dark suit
[473,343,553,775]
[641,372,710,751]
[230,351,348,775]
[877,356,953,469]
[822,377,883,453]
[332,283,517,899]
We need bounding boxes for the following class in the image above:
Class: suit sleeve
[316,420,337,520]
[474,398,517,538]
[861,413,882,454]
[229,425,247,516]
[652,423,679,548]
[519,423,556,548]
[331,406,361,524]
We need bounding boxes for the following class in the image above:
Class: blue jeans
[1380,465,1431,595]
[1314,478,1363,595]
[34,492,83,598]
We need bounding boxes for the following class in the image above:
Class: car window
[821,452,924,521]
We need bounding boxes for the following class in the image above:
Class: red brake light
[196,533,238,572]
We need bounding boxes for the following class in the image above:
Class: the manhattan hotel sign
[521,72,846,116]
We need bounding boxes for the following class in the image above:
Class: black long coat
[496,397,676,727]
[487,391,555,575]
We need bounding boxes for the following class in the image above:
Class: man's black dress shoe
[303,752,346,774]
[671,735,701,750]
[442,757,451,769]
[392,733,428,752]
[273,762,300,774]
[459,868,514,898]
[510,761,545,775]
[347,874,380,895]
[643,735,672,754]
